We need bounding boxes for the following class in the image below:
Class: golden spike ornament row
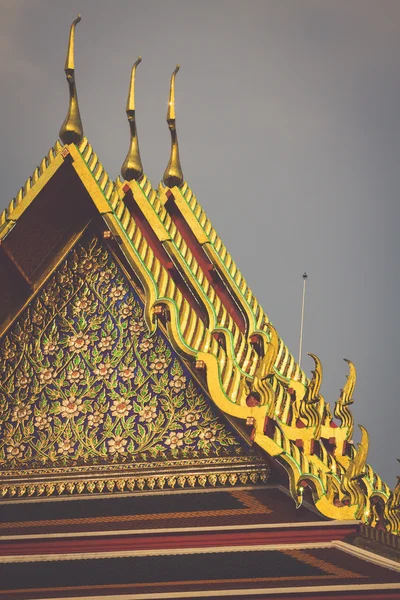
[59,16,184,186]
[0,469,268,499]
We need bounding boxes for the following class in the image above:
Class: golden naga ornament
[340,425,370,519]
[163,65,184,188]
[335,358,356,440]
[299,353,323,437]
[59,15,84,145]
[121,57,144,181]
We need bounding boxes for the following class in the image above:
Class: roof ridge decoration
[128,181,261,380]
[163,65,184,188]
[59,15,84,145]
[77,137,118,205]
[157,181,307,386]
[121,57,144,182]
[143,184,393,524]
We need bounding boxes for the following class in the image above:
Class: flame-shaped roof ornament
[59,15,84,145]
[163,64,184,188]
[121,57,144,181]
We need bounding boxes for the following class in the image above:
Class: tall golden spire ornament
[163,65,184,188]
[121,57,144,181]
[59,15,84,145]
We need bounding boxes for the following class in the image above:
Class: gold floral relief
[0,234,251,475]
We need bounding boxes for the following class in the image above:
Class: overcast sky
[0,0,399,486]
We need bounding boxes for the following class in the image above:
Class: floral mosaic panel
[0,234,248,470]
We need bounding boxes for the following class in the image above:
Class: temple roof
[0,15,399,544]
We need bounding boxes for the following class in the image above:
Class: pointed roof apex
[163,64,184,188]
[121,57,144,182]
[59,15,84,145]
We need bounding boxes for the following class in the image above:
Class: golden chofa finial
[59,15,84,145]
[163,64,184,188]
[121,57,144,181]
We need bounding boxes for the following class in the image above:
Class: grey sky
[0,0,399,486]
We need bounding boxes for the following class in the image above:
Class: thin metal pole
[298,273,308,369]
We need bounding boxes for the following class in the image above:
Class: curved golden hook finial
[341,358,356,406]
[167,64,180,121]
[340,424,370,519]
[307,353,323,400]
[352,424,369,478]
[59,15,83,145]
[334,358,356,439]
[163,64,184,188]
[121,56,144,181]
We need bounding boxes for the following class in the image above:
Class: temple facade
[0,16,399,599]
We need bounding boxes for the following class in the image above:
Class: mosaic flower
[181,410,201,428]
[57,438,75,456]
[199,427,217,444]
[43,287,60,305]
[43,341,58,355]
[149,355,168,375]
[169,375,186,392]
[60,396,83,419]
[98,335,113,352]
[79,257,94,274]
[98,270,113,284]
[6,442,26,460]
[139,337,154,353]
[11,404,32,422]
[111,399,132,419]
[31,311,44,325]
[16,372,31,388]
[73,298,91,314]
[39,367,55,384]
[87,411,104,428]
[94,362,113,379]
[139,405,157,422]
[129,320,146,336]
[67,367,86,383]
[108,435,127,454]
[17,331,30,344]
[2,346,16,361]
[35,414,52,430]
[109,284,126,302]
[68,334,90,353]
[119,365,135,381]
[165,431,184,450]
[119,303,133,318]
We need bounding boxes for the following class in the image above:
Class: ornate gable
[0,231,267,498]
